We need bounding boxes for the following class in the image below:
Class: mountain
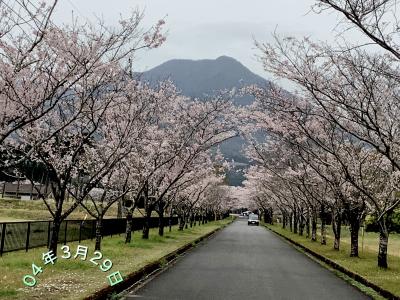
[140,56,270,105]
[139,56,271,185]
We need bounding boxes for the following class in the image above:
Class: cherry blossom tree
[250,0,400,267]
[172,167,224,230]
[121,92,237,240]
[63,79,167,251]
[0,2,166,172]
[242,84,373,253]
[313,0,400,60]
[2,9,167,254]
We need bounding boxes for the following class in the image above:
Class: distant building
[0,180,49,200]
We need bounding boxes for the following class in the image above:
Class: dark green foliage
[365,210,400,233]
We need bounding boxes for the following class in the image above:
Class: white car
[248,214,259,226]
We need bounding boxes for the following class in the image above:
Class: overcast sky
[53,0,352,79]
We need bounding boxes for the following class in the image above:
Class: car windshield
[249,214,258,220]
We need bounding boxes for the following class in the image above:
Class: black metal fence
[0,217,179,255]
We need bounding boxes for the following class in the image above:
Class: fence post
[64,220,68,245]
[47,221,51,248]
[0,223,6,256]
[26,222,31,252]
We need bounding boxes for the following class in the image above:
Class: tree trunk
[346,203,363,257]
[269,207,274,225]
[169,209,173,232]
[49,218,61,255]
[332,210,341,251]
[349,221,360,257]
[48,190,65,255]
[282,215,286,229]
[117,199,122,218]
[125,211,133,243]
[95,215,103,251]
[289,212,293,232]
[320,204,327,245]
[311,208,317,242]
[299,213,305,236]
[158,209,164,237]
[282,211,290,229]
[282,211,287,229]
[142,207,152,239]
[178,214,185,231]
[306,207,310,239]
[378,219,389,268]
[293,207,298,234]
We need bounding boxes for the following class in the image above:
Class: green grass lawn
[0,219,232,300]
[267,224,400,297]
[324,225,400,258]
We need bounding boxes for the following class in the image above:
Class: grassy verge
[0,198,119,221]
[0,218,232,300]
[266,224,400,298]
[0,198,156,222]
[324,224,400,258]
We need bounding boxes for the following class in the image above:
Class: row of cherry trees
[242,0,400,269]
[0,1,235,253]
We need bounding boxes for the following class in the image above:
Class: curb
[265,225,398,300]
[84,220,233,300]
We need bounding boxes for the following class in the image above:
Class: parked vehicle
[248,214,259,226]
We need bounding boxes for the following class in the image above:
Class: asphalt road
[126,218,369,300]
